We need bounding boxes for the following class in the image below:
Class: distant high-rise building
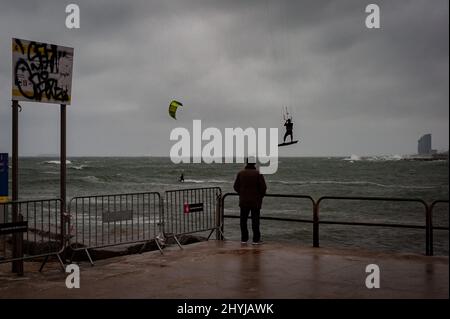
[418,134,432,155]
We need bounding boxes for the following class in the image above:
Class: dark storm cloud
[0,0,448,156]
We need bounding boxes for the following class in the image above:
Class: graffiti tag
[12,38,74,104]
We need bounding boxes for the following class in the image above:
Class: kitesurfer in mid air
[283,118,294,143]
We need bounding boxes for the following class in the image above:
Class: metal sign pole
[0,154,8,258]
[11,100,23,275]
[60,104,66,258]
[10,39,74,273]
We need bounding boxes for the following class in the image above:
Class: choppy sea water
[11,156,449,255]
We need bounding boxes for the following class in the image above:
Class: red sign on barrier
[183,202,203,214]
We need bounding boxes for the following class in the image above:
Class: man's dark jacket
[233,165,267,209]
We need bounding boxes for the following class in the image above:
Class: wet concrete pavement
[0,240,448,298]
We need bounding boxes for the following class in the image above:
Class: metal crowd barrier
[0,198,65,272]
[68,192,162,265]
[164,187,223,248]
[221,193,448,256]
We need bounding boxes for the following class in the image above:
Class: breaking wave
[184,179,204,183]
[343,154,404,161]
[81,176,102,183]
[343,154,361,161]
[44,160,72,165]
[272,180,439,189]
[69,165,88,170]
[184,179,230,184]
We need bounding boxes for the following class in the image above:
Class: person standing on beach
[233,156,267,245]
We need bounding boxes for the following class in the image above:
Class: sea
[10,156,449,255]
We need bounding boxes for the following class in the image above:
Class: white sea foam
[209,179,231,183]
[82,176,101,183]
[44,160,72,165]
[367,154,403,161]
[183,179,230,184]
[343,154,361,161]
[184,179,205,183]
[272,180,439,189]
[344,154,404,162]
[69,165,87,170]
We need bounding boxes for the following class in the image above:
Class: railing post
[425,205,430,256]
[216,194,224,240]
[313,201,319,248]
[66,199,71,255]
[159,195,165,235]
[429,209,433,257]
[428,204,433,256]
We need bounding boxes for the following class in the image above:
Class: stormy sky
[0,0,448,157]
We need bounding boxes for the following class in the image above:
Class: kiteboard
[278,140,299,147]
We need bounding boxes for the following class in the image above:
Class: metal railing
[221,192,449,256]
[164,187,223,248]
[316,196,430,255]
[1,189,446,274]
[0,198,65,271]
[220,193,315,241]
[429,200,449,256]
[68,192,162,265]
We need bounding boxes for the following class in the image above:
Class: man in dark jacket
[283,118,294,143]
[233,156,267,245]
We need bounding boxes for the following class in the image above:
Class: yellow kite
[168,100,183,119]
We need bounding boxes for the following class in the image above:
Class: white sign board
[12,38,74,105]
